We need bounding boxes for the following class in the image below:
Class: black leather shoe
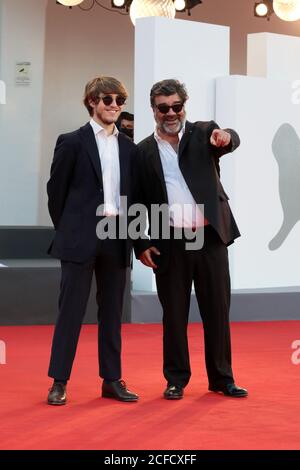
[164,384,184,400]
[47,382,67,405]
[102,380,139,402]
[209,383,248,398]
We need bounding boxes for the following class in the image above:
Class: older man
[136,79,247,400]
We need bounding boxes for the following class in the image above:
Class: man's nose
[110,100,119,107]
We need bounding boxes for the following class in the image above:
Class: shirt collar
[90,118,119,136]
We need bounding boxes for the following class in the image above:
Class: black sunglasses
[155,102,184,114]
[100,95,126,107]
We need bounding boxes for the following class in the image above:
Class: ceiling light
[255,2,269,16]
[112,0,126,7]
[176,0,202,15]
[273,0,300,21]
[254,1,273,19]
[174,0,186,11]
[57,0,203,23]
[57,0,84,6]
[129,0,176,26]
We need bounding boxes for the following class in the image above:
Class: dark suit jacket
[134,120,241,273]
[47,122,138,265]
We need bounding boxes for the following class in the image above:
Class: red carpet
[0,321,300,450]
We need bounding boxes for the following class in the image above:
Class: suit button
[100,188,103,193]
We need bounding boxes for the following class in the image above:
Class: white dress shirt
[90,118,120,216]
[154,127,207,228]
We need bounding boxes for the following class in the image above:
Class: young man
[136,79,248,400]
[47,76,138,404]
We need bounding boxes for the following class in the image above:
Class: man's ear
[89,99,95,110]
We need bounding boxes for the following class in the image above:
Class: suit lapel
[148,135,165,183]
[80,123,103,187]
[147,134,168,203]
[178,121,194,160]
[118,134,130,196]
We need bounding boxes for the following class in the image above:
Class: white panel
[0,79,5,104]
[248,32,300,80]
[133,17,230,291]
[134,17,229,142]
[216,75,300,289]
[247,33,267,78]
[0,0,47,224]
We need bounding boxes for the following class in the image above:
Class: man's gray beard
[160,119,184,136]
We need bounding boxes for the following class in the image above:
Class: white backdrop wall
[133,17,229,291]
[0,0,47,225]
[1,1,300,293]
[216,32,300,289]
[134,17,229,142]
[248,33,300,80]
[217,75,300,289]
[2,1,300,226]
[37,0,136,225]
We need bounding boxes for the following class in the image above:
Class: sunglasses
[100,95,126,107]
[155,102,184,114]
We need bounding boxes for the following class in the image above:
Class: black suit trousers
[155,225,234,388]
[48,238,126,382]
